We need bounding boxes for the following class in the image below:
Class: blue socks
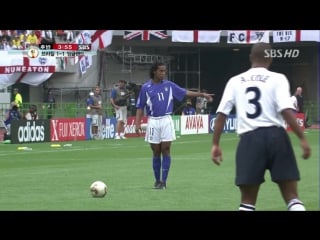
[161,155,171,184]
[152,155,171,184]
[152,157,161,182]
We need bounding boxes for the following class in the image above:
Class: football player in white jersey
[211,43,311,211]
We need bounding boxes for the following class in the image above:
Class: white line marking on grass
[0,144,142,157]
[0,136,239,157]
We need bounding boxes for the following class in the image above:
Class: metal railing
[0,102,115,121]
[1,101,319,123]
[304,101,320,124]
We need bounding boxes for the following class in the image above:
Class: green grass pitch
[0,130,318,211]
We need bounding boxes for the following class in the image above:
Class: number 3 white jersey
[217,67,294,134]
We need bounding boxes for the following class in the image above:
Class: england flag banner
[0,51,56,89]
[75,30,94,44]
[91,30,113,50]
[172,30,221,43]
[273,30,320,43]
[227,30,270,44]
[272,30,297,42]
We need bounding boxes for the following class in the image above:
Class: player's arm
[211,112,227,165]
[135,108,144,135]
[282,109,311,159]
[186,90,214,102]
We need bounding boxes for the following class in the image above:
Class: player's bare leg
[238,185,259,211]
[278,180,305,211]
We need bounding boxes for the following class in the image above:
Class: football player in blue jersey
[135,62,214,189]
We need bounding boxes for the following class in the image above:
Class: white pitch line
[0,137,239,157]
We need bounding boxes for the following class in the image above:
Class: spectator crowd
[0,30,79,50]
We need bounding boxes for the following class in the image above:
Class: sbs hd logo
[264,49,300,58]
[18,121,45,143]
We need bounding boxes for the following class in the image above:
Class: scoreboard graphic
[10,44,94,58]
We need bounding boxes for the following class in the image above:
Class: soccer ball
[90,181,107,197]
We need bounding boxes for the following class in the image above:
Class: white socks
[239,203,256,211]
[238,198,305,211]
[288,198,306,211]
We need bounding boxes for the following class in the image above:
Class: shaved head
[296,86,303,95]
[249,42,273,67]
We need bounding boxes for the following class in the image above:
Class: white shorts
[145,115,176,144]
[91,114,102,126]
[115,106,127,122]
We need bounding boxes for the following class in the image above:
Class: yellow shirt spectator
[19,33,26,42]
[12,38,21,49]
[26,33,38,46]
[13,88,23,108]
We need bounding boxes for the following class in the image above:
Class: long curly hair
[149,62,165,79]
